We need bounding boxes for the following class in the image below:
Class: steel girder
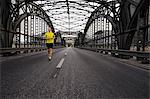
[0,0,11,48]
[124,0,149,50]
[117,0,131,50]
[117,0,149,50]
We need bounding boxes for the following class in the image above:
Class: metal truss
[83,0,149,52]
[118,0,149,50]
[1,1,54,48]
[35,0,100,32]
[44,1,98,10]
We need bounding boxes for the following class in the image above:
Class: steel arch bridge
[0,0,149,54]
[0,1,150,98]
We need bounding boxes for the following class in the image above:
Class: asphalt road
[1,47,149,99]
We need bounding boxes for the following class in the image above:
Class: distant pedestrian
[45,27,55,61]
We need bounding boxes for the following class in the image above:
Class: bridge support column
[0,0,12,48]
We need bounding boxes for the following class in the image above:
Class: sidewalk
[100,53,150,71]
[118,58,150,71]
[0,50,47,62]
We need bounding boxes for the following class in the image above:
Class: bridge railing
[0,47,46,54]
[0,46,64,56]
[77,46,150,64]
[0,28,65,56]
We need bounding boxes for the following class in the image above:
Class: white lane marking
[56,58,65,69]
[53,74,57,78]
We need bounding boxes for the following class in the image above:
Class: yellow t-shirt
[45,32,54,43]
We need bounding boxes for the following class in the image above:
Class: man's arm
[43,33,47,40]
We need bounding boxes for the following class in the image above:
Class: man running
[45,27,55,60]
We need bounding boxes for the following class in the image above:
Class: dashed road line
[53,73,57,78]
[53,53,66,78]
[56,58,65,69]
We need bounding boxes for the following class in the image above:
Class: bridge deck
[1,47,149,99]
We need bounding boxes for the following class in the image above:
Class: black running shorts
[46,43,53,48]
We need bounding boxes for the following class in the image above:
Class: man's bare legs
[48,48,53,59]
[50,48,53,57]
[48,48,50,57]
